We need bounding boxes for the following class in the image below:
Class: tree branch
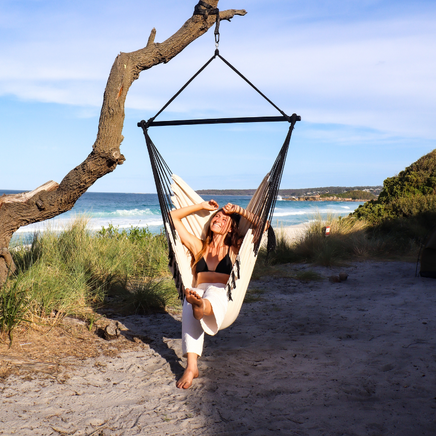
[0,181,59,208]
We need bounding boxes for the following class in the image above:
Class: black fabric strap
[194,1,219,18]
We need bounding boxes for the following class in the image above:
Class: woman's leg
[178,285,226,388]
[178,292,205,389]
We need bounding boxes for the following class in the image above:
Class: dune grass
[1,217,178,345]
[255,213,421,272]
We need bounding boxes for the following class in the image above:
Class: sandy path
[1,260,435,435]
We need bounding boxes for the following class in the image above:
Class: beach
[1,247,435,435]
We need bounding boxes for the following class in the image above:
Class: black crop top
[196,247,232,275]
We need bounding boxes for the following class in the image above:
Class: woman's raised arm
[170,200,219,255]
[222,203,260,228]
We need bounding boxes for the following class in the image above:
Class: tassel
[267,226,277,253]
[235,257,240,279]
[226,283,233,301]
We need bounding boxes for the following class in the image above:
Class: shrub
[353,149,436,226]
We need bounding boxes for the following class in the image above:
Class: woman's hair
[192,210,241,272]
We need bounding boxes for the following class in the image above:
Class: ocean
[1,190,364,243]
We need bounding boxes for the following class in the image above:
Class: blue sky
[1,0,435,193]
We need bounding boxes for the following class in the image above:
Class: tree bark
[0,1,246,285]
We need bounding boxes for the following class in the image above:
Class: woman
[170,199,256,389]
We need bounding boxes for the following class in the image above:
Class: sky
[1,0,435,193]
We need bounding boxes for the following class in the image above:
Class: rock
[339,273,349,282]
[103,321,120,340]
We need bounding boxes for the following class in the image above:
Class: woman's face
[210,211,232,235]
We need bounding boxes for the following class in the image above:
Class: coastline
[284,197,368,202]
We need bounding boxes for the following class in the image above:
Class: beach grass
[1,217,177,344]
[255,213,421,272]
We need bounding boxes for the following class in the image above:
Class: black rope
[139,25,294,128]
[216,53,291,121]
[143,53,217,128]
[139,121,186,299]
[248,113,298,254]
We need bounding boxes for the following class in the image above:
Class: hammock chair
[138,9,300,330]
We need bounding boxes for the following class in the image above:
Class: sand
[1,231,436,435]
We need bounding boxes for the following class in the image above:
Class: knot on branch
[0,247,16,273]
[105,149,126,166]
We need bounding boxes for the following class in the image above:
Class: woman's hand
[223,203,240,214]
[202,200,219,211]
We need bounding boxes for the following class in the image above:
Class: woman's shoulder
[229,243,240,259]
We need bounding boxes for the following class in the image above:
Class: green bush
[353,150,436,226]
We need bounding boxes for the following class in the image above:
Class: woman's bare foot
[185,289,204,320]
[176,367,199,389]
[177,353,199,389]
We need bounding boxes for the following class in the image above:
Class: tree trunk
[0,1,246,286]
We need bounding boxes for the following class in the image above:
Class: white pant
[182,283,228,357]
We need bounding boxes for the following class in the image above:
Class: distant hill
[320,190,377,200]
[352,149,436,225]
[197,186,383,197]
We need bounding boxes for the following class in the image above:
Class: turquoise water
[1,190,363,242]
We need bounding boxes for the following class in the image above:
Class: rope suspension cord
[142,128,187,294]
[141,50,299,128]
[251,115,298,254]
[141,1,300,129]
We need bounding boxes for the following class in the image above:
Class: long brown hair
[192,210,241,271]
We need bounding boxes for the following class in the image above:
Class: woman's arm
[170,200,218,255]
[223,203,260,227]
